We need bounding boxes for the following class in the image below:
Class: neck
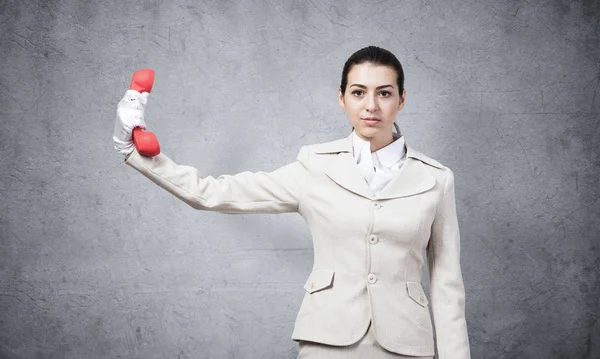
[355,131,395,153]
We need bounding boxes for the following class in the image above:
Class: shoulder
[308,137,349,154]
[406,145,445,170]
[407,145,455,187]
[295,136,351,164]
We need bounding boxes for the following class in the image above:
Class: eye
[351,90,364,96]
[380,91,392,97]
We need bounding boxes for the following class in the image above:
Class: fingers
[113,141,135,155]
[117,109,147,131]
[113,89,151,155]
[117,89,149,123]
[119,90,150,110]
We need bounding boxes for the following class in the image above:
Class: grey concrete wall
[1,0,599,358]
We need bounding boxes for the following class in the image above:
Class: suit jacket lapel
[312,133,437,200]
[374,153,436,200]
[313,134,375,199]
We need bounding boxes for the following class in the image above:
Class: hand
[113,89,150,155]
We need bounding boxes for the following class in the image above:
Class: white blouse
[351,130,407,193]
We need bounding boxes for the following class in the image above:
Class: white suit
[123,132,471,358]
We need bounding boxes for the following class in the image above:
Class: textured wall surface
[1,0,599,358]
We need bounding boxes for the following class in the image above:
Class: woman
[113,46,470,358]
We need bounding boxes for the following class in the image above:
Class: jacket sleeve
[426,167,471,358]
[123,146,309,214]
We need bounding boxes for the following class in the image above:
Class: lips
[362,117,381,125]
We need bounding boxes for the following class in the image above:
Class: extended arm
[124,146,308,214]
[426,168,471,358]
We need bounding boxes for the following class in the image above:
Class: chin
[358,126,381,133]
[355,128,377,138]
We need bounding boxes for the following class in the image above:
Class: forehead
[347,63,397,86]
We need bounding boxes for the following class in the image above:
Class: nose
[366,93,378,112]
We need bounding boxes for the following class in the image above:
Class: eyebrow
[349,84,394,90]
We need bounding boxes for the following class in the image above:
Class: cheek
[346,103,361,117]
[383,102,400,115]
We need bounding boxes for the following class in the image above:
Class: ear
[398,89,406,111]
[338,88,346,110]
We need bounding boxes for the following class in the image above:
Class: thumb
[139,92,150,105]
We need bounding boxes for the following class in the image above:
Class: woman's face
[338,62,406,141]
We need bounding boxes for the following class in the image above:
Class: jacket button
[373,202,381,209]
[420,295,426,304]
[367,274,377,284]
[368,234,378,244]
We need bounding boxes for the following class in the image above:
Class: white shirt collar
[351,130,406,168]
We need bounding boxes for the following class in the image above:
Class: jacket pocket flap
[407,281,429,307]
[304,269,335,294]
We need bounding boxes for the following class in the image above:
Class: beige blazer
[123,133,470,358]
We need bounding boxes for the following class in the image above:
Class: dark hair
[341,46,405,135]
[340,45,404,96]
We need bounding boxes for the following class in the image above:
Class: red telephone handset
[130,68,160,157]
